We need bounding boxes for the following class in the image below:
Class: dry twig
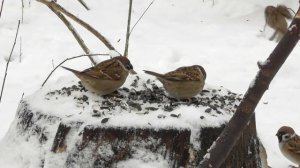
[41,53,109,87]
[20,92,24,100]
[0,0,5,18]
[47,4,97,65]
[130,0,155,35]
[21,0,24,23]
[124,0,133,57]
[0,20,21,103]
[77,0,90,10]
[37,0,117,52]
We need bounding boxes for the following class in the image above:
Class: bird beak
[129,69,137,75]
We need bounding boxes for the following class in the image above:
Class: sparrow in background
[264,5,292,41]
[62,56,136,95]
[276,126,300,167]
[144,65,206,99]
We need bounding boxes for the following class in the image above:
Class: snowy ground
[0,0,300,167]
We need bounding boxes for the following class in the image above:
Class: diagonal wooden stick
[47,4,97,66]
[199,7,300,168]
[37,0,117,52]
[0,20,21,103]
[77,0,90,10]
[130,0,155,35]
[0,0,5,19]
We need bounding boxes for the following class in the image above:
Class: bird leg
[269,31,277,41]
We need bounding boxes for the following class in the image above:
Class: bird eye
[125,64,132,70]
[283,134,290,140]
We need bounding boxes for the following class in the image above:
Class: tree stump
[4,76,262,167]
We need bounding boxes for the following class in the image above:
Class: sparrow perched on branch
[144,65,206,99]
[264,5,293,41]
[62,56,136,95]
[276,126,300,167]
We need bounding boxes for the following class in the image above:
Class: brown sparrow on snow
[143,65,206,99]
[62,56,136,95]
[276,126,300,167]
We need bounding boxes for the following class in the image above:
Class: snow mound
[0,75,242,167]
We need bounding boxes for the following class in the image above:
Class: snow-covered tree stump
[4,76,262,167]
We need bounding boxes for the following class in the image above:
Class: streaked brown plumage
[276,126,300,166]
[144,65,206,99]
[62,56,136,95]
[276,5,293,19]
[265,5,292,41]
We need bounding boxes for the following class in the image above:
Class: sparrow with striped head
[62,56,136,95]
[144,65,206,99]
[276,126,300,167]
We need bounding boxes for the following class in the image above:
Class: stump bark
[9,78,262,167]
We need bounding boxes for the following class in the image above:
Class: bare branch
[21,0,24,23]
[199,7,300,168]
[0,0,5,19]
[130,0,155,35]
[47,4,97,65]
[124,0,133,57]
[21,92,24,100]
[0,20,21,103]
[77,0,90,10]
[37,0,118,53]
[41,53,109,87]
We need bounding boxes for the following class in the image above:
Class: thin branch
[288,8,296,15]
[199,7,300,168]
[0,20,21,103]
[37,0,117,52]
[41,53,109,87]
[21,0,24,23]
[47,4,97,65]
[124,0,133,57]
[77,0,90,10]
[20,92,24,100]
[130,0,155,35]
[0,0,5,19]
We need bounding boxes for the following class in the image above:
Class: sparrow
[62,56,136,95]
[276,126,300,167]
[264,5,292,41]
[143,65,206,99]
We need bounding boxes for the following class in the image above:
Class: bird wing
[287,137,300,154]
[82,58,123,80]
[164,66,202,81]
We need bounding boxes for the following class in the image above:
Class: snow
[0,0,300,167]
[116,157,169,168]
[109,50,121,57]
[15,75,237,155]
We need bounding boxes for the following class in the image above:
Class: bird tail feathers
[61,66,81,75]
[143,70,163,78]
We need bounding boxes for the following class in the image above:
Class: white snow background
[0,0,300,167]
